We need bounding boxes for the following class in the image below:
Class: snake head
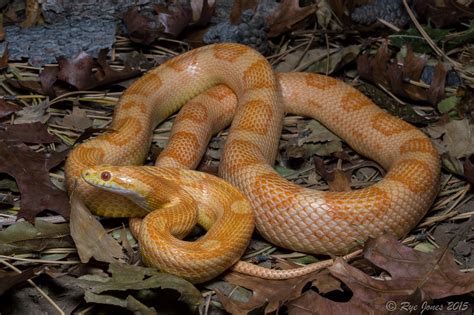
[81,166,149,203]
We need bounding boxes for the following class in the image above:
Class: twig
[402,0,460,68]
[0,254,80,265]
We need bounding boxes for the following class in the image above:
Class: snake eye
[100,171,111,181]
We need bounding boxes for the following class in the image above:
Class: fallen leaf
[217,269,326,314]
[6,79,44,96]
[57,52,94,90]
[122,7,160,45]
[427,62,448,105]
[463,154,474,184]
[288,234,474,313]
[69,194,125,264]
[156,4,192,37]
[57,49,141,91]
[414,0,474,27]
[20,0,42,27]
[0,45,9,69]
[437,95,461,114]
[306,45,361,74]
[267,0,317,37]
[39,66,59,96]
[0,122,59,144]
[357,41,448,104]
[61,107,93,131]
[0,99,21,119]
[427,118,474,158]
[0,141,69,220]
[190,0,215,25]
[0,220,72,255]
[314,157,351,192]
[13,101,50,124]
[76,263,202,312]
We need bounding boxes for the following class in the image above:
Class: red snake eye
[100,171,111,181]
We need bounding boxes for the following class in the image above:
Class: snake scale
[65,43,440,283]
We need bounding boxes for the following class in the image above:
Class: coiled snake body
[65,44,440,283]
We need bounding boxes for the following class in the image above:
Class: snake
[64,43,440,284]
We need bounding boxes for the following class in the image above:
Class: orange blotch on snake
[371,112,414,136]
[323,187,390,224]
[124,72,162,97]
[400,138,437,156]
[385,159,433,194]
[104,118,143,146]
[159,131,200,166]
[71,146,105,169]
[204,87,234,101]
[341,90,372,112]
[120,101,147,114]
[174,102,208,124]
[305,73,338,90]
[254,172,305,206]
[164,49,198,72]
[243,60,274,89]
[213,44,250,62]
[233,100,272,134]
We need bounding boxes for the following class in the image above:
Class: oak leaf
[267,0,317,37]
[0,141,69,220]
[288,234,474,314]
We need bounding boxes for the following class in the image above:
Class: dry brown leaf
[357,42,447,105]
[190,0,215,25]
[217,270,326,314]
[288,234,474,313]
[156,4,192,38]
[39,66,59,96]
[122,7,160,45]
[267,0,317,37]
[427,62,448,105]
[0,122,59,144]
[0,141,69,220]
[69,194,125,263]
[314,157,351,192]
[414,0,474,27]
[0,44,8,69]
[20,0,42,27]
[0,99,21,119]
[56,49,141,91]
[327,169,351,192]
[464,154,474,184]
[57,52,94,91]
[61,107,93,131]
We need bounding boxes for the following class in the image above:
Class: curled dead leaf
[69,193,125,264]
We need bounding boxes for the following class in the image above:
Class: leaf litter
[0,0,473,313]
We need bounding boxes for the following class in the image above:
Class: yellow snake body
[65,43,440,283]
